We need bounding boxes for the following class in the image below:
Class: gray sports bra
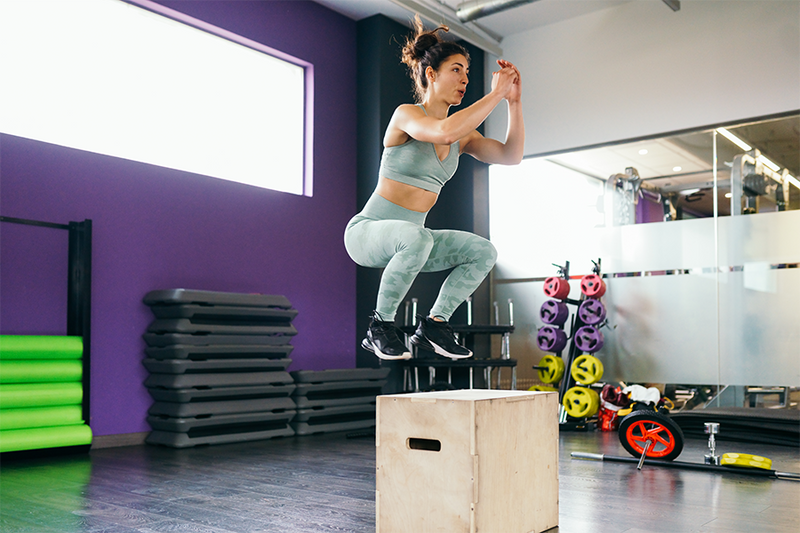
[378,104,460,194]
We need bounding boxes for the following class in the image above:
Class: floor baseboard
[92,432,149,449]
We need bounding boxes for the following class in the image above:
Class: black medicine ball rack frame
[398,298,516,391]
[0,215,93,455]
[540,259,607,431]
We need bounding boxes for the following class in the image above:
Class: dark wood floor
[1,429,798,533]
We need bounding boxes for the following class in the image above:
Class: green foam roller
[0,361,83,383]
[0,424,92,453]
[0,406,84,430]
[0,335,83,360]
[0,383,83,408]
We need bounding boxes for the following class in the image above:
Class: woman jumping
[344,16,524,361]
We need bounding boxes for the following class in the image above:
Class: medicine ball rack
[0,215,93,456]
[533,259,608,430]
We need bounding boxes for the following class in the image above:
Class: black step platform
[290,368,390,383]
[146,416,295,448]
[148,396,297,418]
[148,304,297,323]
[146,383,296,403]
[143,358,292,374]
[147,319,297,337]
[291,403,376,436]
[145,371,293,390]
[143,333,295,347]
[145,344,294,360]
[142,289,300,448]
[148,410,296,433]
[292,379,387,409]
[144,289,293,309]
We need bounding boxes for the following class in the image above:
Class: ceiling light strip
[757,155,781,172]
[716,127,752,151]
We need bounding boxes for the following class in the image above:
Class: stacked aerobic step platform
[0,335,92,453]
[142,289,298,448]
[290,368,389,436]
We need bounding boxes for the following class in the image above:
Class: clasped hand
[491,59,522,103]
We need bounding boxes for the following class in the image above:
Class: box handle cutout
[407,438,441,452]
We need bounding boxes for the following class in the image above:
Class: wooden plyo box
[376,390,558,533]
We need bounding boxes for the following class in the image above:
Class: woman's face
[430,54,469,105]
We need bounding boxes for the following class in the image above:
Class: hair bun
[401,15,449,68]
[400,14,468,102]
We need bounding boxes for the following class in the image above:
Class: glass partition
[489,113,799,409]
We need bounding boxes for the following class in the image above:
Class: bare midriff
[375,176,438,213]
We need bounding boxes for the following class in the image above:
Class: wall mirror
[488,112,799,410]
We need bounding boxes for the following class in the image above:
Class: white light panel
[0,0,310,195]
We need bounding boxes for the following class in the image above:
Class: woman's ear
[425,65,435,82]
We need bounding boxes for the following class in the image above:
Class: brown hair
[401,15,470,102]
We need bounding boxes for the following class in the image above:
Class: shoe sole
[361,338,411,361]
[410,334,472,360]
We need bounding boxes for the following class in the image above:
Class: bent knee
[486,240,498,267]
[481,239,498,270]
[396,225,434,255]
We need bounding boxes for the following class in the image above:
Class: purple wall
[0,1,358,436]
[636,196,665,224]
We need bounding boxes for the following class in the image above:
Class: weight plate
[618,409,684,461]
[536,355,565,384]
[577,298,606,325]
[528,385,558,392]
[543,277,570,300]
[721,453,772,470]
[540,300,569,326]
[571,354,604,385]
[536,326,568,353]
[562,387,600,419]
[574,326,605,353]
[580,274,606,298]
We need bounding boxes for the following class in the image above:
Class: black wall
[355,15,492,387]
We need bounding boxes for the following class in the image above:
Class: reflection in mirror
[546,112,799,224]
[487,111,800,407]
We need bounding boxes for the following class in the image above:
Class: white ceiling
[312,0,799,213]
[313,0,633,43]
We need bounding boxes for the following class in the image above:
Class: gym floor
[1,430,798,533]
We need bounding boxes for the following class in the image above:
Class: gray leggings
[344,193,497,322]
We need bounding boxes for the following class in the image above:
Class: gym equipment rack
[534,259,608,430]
[0,216,93,456]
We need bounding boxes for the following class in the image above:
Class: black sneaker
[361,313,411,361]
[410,316,472,359]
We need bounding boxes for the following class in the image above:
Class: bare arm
[385,66,518,146]
[461,61,525,165]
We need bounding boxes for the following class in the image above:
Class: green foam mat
[0,361,83,383]
[0,383,83,408]
[0,335,83,360]
[0,424,92,453]
[0,406,84,430]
